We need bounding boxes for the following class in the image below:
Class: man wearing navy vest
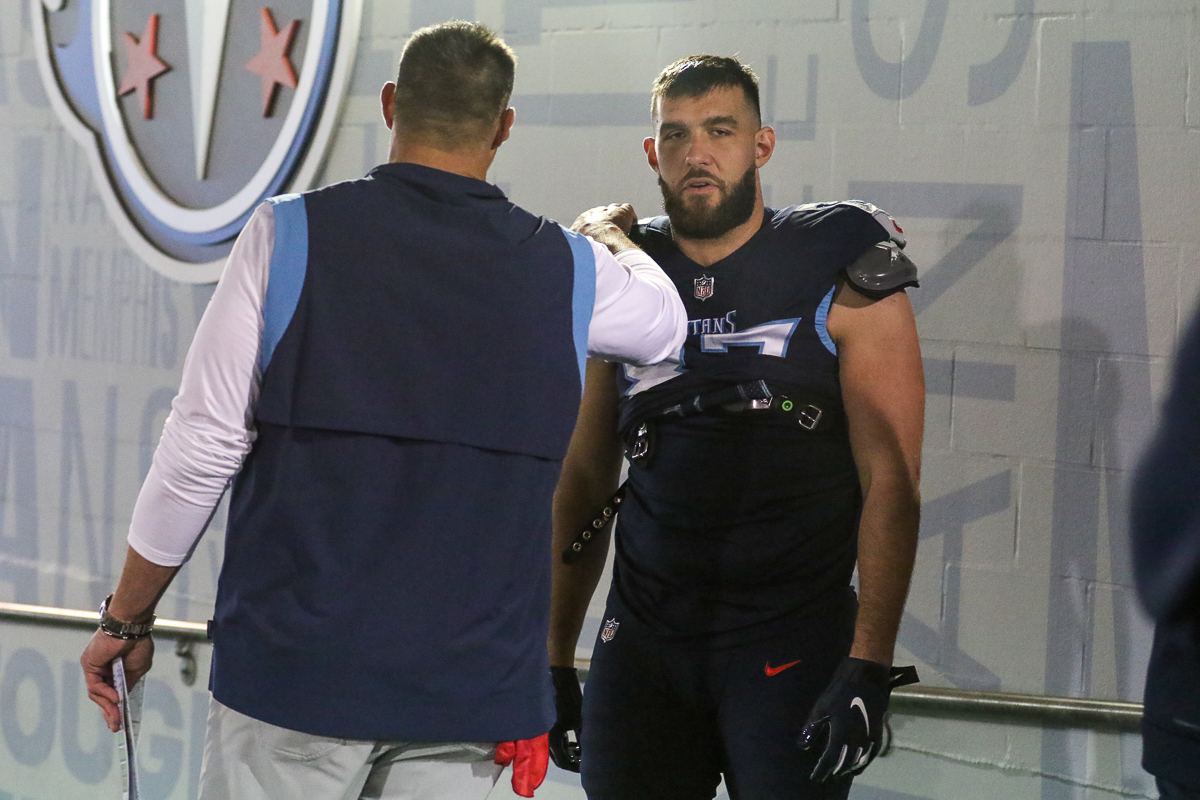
[79,21,685,800]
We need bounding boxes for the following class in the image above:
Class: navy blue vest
[210,163,597,741]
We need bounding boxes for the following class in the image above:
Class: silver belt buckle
[797,405,822,431]
[629,424,650,460]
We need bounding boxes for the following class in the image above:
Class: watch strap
[99,594,155,640]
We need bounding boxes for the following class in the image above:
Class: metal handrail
[0,603,1142,732]
[0,601,208,638]
[572,660,1143,733]
[883,684,1142,732]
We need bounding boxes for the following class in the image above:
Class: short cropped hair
[394,21,516,147]
[651,55,761,124]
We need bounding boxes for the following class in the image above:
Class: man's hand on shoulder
[572,204,638,255]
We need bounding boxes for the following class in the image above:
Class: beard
[659,165,758,240]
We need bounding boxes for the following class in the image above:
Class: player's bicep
[827,283,924,493]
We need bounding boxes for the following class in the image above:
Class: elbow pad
[845,241,919,299]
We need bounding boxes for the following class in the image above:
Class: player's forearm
[850,478,920,666]
[549,359,625,666]
[548,465,621,666]
[549,533,612,666]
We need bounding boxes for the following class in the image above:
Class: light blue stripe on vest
[815,286,837,356]
[260,194,309,373]
[561,227,597,387]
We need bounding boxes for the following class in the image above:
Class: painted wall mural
[31,0,362,281]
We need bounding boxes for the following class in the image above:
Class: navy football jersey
[612,202,912,642]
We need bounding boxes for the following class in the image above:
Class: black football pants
[580,592,857,800]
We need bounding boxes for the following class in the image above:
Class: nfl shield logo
[32,0,363,282]
[601,618,619,643]
[694,274,714,301]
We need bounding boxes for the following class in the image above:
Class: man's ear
[381,82,397,129]
[644,137,660,174]
[755,125,776,169]
[492,107,516,150]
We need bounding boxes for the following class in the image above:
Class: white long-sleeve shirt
[128,203,686,566]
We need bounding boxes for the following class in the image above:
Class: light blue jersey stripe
[815,286,837,356]
[561,227,597,387]
[260,194,308,372]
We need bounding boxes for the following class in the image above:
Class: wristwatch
[98,594,155,640]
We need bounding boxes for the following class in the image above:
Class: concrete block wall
[1,1,1196,797]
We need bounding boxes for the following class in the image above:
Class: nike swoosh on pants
[764,660,801,676]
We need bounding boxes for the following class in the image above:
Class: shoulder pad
[773,202,831,221]
[836,200,906,248]
[845,241,919,298]
[631,215,670,246]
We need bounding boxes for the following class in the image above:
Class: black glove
[798,657,919,782]
[548,666,583,772]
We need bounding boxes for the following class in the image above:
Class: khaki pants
[198,699,504,800]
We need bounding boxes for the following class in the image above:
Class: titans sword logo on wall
[32,0,363,282]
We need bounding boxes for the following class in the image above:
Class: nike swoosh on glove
[495,733,549,798]
[798,657,919,782]
[548,666,583,772]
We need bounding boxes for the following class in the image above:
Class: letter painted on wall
[30,0,364,283]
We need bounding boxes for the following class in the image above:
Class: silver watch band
[98,594,155,639]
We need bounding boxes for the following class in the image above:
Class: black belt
[561,483,626,565]
[561,380,840,565]
[625,380,838,466]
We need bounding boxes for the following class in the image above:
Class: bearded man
[546,55,925,800]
